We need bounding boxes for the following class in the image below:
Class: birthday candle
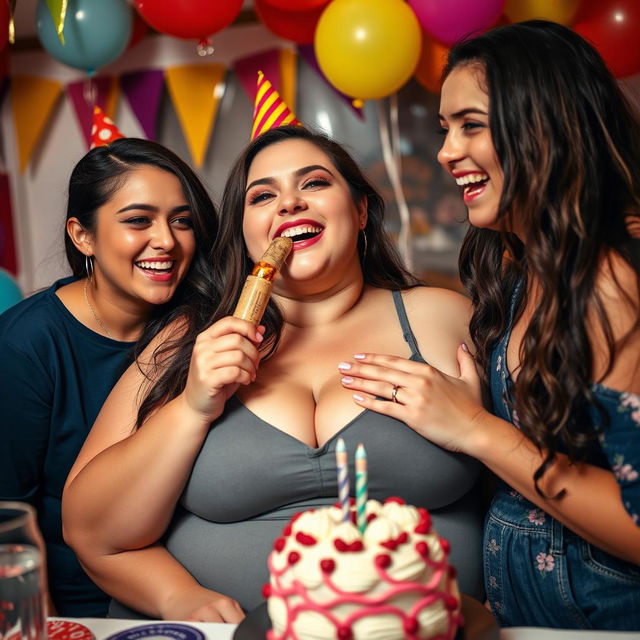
[335,438,350,523]
[355,443,368,535]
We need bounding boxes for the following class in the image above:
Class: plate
[234,597,499,640]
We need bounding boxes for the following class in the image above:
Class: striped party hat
[251,70,301,141]
[91,106,125,149]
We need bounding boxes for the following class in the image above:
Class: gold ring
[391,385,399,403]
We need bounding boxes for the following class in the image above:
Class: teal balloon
[0,269,22,314]
[36,0,132,74]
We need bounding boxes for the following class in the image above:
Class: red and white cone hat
[91,106,125,149]
[251,70,301,141]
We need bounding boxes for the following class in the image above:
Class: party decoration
[91,106,125,149]
[504,0,581,25]
[414,31,449,94]
[408,0,504,46]
[279,49,297,115]
[297,44,364,119]
[315,0,421,103]
[45,0,68,45]
[0,173,17,275]
[134,0,243,50]
[36,0,132,75]
[0,267,22,313]
[67,77,120,149]
[11,75,62,173]
[573,0,640,78]
[234,49,282,105]
[255,0,326,44]
[127,10,150,50]
[121,69,165,141]
[262,0,329,9]
[251,70,301,140]
[165,64,226,167]
[0,0,10,50]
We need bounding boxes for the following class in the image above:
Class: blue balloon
[0,268,22,314]
[36,0,132,75]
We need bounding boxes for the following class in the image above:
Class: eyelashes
[246,177,332,206]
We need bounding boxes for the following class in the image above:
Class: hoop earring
[85,255,94,284]
[360,229,368,263]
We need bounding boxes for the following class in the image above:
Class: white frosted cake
[264,497,462,640]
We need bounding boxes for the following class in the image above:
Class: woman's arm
[339,345,640,564]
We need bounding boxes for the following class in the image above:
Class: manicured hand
[338,344,487,454]
[182,317,264,424]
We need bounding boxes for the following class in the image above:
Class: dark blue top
[489,279,640,522]
[0,277,135,617]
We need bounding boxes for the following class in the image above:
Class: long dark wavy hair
[137,125,420,426]
[448,21,640,493]
[65,137,219,357]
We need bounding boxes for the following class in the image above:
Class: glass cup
[0,502,47,640]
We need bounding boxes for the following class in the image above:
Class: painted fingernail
[338,362,352,370]
[255,331,264,342]
[461,343,469,352]
[352,394,365,402]
[353,353,366,360]
[341,376,354,384]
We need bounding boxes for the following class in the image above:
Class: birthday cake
[264,497,462,640]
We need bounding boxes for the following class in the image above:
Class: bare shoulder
[592,252,640,392]
[400,286,472,376]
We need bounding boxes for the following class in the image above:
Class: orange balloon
[414,32,449,94]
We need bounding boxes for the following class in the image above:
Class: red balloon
[255,0,327,44]
[261,0,330,10]
[134,0,243,41]
[127,11,150,50]
[0,0,9,51]
[573,0,640,78]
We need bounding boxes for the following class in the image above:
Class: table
[50,617,640,640]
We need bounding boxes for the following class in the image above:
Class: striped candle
[335,437,350,522]
[355,443,368,535]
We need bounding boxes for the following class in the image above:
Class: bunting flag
[297,44,364,120]
[67,76,120,149]
[279,48,297,115]
[0,172,17,274]
[234,48,281,105]
[121,69,164,141]
[165,64,226,167]
[11,75,62,173]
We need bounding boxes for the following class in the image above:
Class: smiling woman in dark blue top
[0,138,218,617]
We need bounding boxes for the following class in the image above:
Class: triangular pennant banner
[165,64,226,168]
[67,76,119,149]
[11,75,62,173]
[234,49,281,105]
[121,69,164,141]
[0,172,17,274]
[297,44,364,120]
[279,48,297,115]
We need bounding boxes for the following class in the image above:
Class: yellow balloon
[505,0,582,25]
[314,0,421,101]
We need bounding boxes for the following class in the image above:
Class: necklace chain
[83,279,113,338]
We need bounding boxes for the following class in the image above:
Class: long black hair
[447,21,640,492]
[137,126,421,426]
[65,137,219,354]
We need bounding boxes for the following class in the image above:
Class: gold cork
[233,237,293,325]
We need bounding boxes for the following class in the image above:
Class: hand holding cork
[233,237,292,325]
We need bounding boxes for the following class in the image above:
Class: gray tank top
[111,290,484,617]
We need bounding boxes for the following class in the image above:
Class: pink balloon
[408,0,505,45]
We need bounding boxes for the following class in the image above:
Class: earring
[85,255,94,283]
[360,228,368,263]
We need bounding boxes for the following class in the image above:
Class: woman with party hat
[0,117,219,617]
[63,75,484,622]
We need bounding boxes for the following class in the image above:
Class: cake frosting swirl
[265,497,462,640]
